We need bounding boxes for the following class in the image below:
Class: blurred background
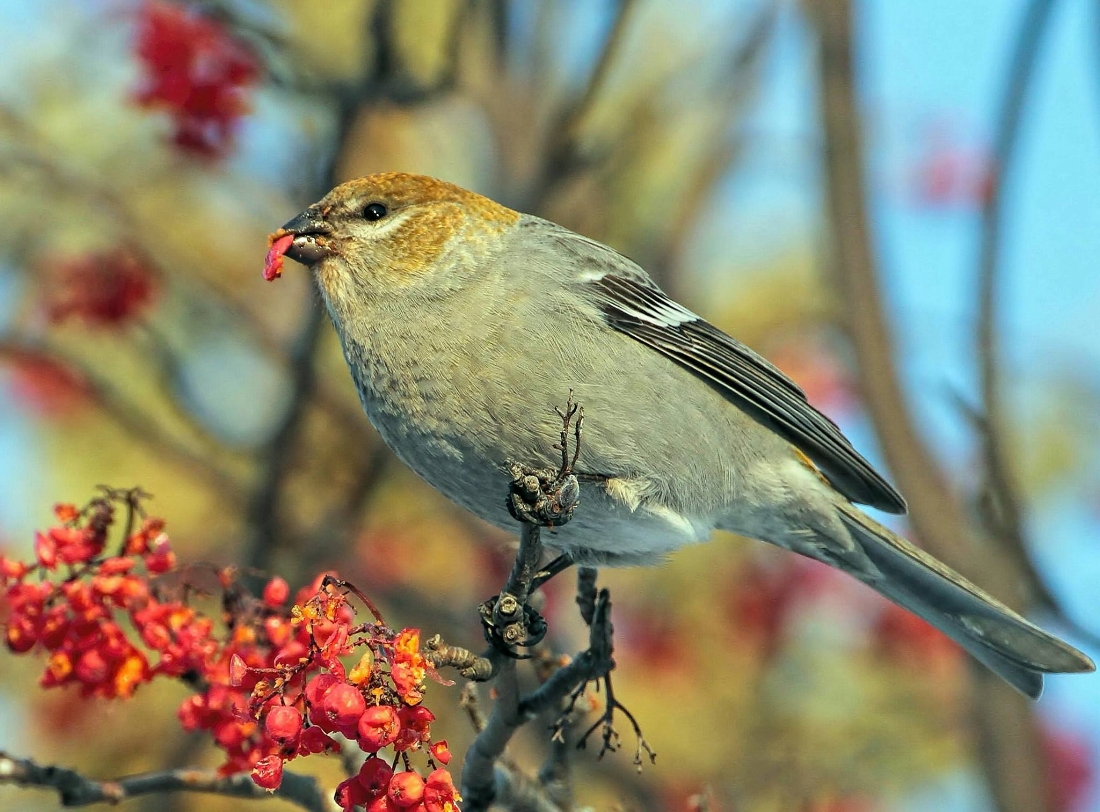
[0,0,1098,810]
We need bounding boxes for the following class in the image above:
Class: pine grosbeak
[268,172,1094,697]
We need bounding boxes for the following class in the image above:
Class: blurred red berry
[1042,725,1095,812]
[5,352,90,417]
[908,122,994,210]
[42,249,156,328]
[251,754,283,791]
[872,601,960,666]
[75,649,110,686]
[262,577,290,607]
[5,615,37,653]
[132,1,258,157]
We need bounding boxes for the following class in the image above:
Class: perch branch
[0,752,331,812]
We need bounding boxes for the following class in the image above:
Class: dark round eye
[362,202,388,221]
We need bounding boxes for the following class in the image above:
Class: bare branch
[425,634,499,682]
[493,763,566,812]
[0,752,332,812]
[462,531,619,812]
[530,0,640,204]
[974,0,1086,621]
[811,2,1054,810]
[460,682,488,733]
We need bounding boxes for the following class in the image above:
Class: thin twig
[463,575,620,812]
[529,0,639,205]
[460,682,488,733]
[0,752,332,811]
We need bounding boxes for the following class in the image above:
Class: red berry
[251,755,283,790]
[387,771,426,808]
[357,704,400,752]
[0,555,28,581]
[334,776,370,811]
[323,682,366,731]
[429,740,452,766]
[5,616,37,653]
[34,531,58,569]
[399,705,435,731]
[213,719,248,748]
[305,673,339,707]
[75,649,110,685]
[358,756,394,798]
[265,705,303,743]
[297,726,339,755]
[263,576,290,607]
[424,769,458,812]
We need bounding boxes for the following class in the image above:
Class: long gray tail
[833,501,1094,698]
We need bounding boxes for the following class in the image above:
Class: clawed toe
[479,594,548,657]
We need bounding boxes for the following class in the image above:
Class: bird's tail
[833,501,1094,698]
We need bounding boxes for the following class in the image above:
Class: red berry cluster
[1,496,175,698]
[132,1,258,157]
[43,248,156,328]
[237,580,460,811]
[0,490,461,811]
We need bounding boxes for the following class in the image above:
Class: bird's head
[272,173,520,319]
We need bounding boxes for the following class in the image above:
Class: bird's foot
[505,392,584,528]
[479,592,548,658]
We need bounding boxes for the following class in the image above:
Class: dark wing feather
[588,273,907,514]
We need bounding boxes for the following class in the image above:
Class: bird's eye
[362,202,388,221]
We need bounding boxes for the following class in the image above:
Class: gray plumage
[281,173,1096,699]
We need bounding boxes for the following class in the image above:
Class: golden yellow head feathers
[274,173,521,286]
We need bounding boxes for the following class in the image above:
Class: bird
[268,171,1094,698]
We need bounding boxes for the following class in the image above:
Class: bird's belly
[360,392,710,566]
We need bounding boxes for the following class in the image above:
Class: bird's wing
[548,229,906,514]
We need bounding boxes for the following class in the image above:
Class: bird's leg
[484,394,584,657]
[480,522,548,656]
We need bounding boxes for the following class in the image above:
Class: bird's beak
[280,206,334,265]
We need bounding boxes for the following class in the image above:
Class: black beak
[280,207,334,265]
